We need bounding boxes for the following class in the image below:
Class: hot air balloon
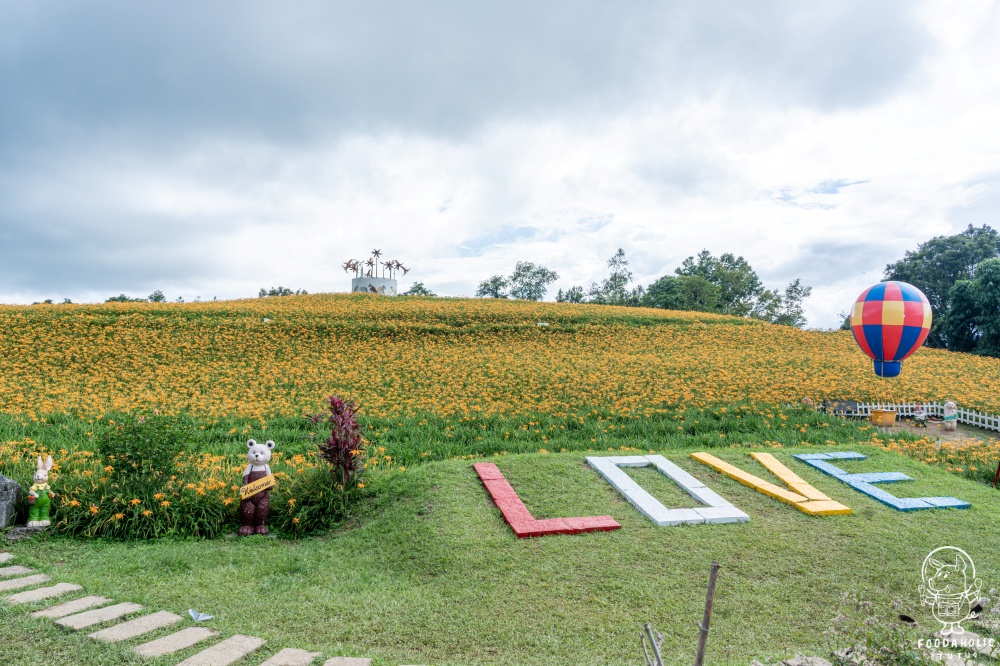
[850,281,932,377]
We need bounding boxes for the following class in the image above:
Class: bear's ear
[247,439,257,449]
[265,440,275,450]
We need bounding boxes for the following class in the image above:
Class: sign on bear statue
[238,439,276,537]
[475,451,970,539]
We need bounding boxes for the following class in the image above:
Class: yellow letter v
[691,452,850,516]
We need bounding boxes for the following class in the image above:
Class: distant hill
[0,293,996,417]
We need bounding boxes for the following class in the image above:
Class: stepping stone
[0,565,34,577]
[56,601,142,630]
[0,573,50,592]
[176,634,265,666]
[323,658,372,666]
[134,627,219,658]
[0,553,12,563]
[32,595,110,618]
[5,582,82,605]
[88,610,182,642]
[259,648,323,665]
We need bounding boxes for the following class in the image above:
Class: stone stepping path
[259,648,324,665]
[55,601,143,630]
[135,627,220,657]
[32,595,110,618]
[0,564,34,577]
[1,550,383,666]
[0,573,50,592]
[5,582,82,605]
[89,610,182,642]
[176,634,265,665]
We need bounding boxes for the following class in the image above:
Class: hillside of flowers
[1,293,997,419]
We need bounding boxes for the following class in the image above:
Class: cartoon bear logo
[920,547,982,635]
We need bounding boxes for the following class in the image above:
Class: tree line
[871,224,1000,358]
[476,249,812,328]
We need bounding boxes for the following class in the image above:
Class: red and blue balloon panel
[850,281,931,377]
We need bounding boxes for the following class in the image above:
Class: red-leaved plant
[314,395,367,514]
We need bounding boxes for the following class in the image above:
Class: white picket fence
[855,402,1000,433]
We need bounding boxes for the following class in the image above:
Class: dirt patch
[879,418,997,444]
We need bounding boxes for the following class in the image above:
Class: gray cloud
[0,0,945,314]
[0,1,928,151]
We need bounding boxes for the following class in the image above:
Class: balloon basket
[870,409,897,427]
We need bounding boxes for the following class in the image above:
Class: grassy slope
[3,445,997,666]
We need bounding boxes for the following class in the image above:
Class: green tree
[884,224,1000,347]
[259,287,306,297]
[148,290,166,303]
[770,279,812,328]
[402,282,435,296]
[106,294,145,303]
[555,286,585,303]
[675,250,764,317]
[940,280,979,353]
[972,258,1000,357]
[476,275,509,298]
[508,262,559,301]
[641,274,721,312]
[587,249,633,305]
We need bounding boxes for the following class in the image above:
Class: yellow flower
[153,493,164,500]
[103,466,113,472]
[292,517,300,525]
[142,510,153,517]
[357,482,364,489]
[130,498,141,505]
[113,513,125,520]
[161,501,171,507]
[287,499,296,507]
[89,505,99,514]
[68,499,81,507]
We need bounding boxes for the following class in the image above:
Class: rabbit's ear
[45,455,53,471]
[36,456,44,471]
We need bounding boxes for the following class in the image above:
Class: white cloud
[1,0,998,328]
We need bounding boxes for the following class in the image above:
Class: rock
[0,573,50,592]
[88,611,182,642]
[4,526,45,542]
[176,634,266,666]
[323,658,372,666]
[0,474,21,529]
[0,565,33,578]
[31,595,110,618]
[4,582,82,605]
[259,648,323,666]
[55,601,142,630]
[134,627,220,657]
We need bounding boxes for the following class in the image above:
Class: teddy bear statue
[238,439,276,536]
[943,401,958,431]
[26,455,55,527]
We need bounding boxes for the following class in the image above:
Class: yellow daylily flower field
[1,293,997,419]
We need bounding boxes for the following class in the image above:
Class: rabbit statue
[26,455,55,527]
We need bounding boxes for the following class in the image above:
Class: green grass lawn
[3,444,997,665]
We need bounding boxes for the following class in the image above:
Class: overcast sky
[2,1,999,327]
